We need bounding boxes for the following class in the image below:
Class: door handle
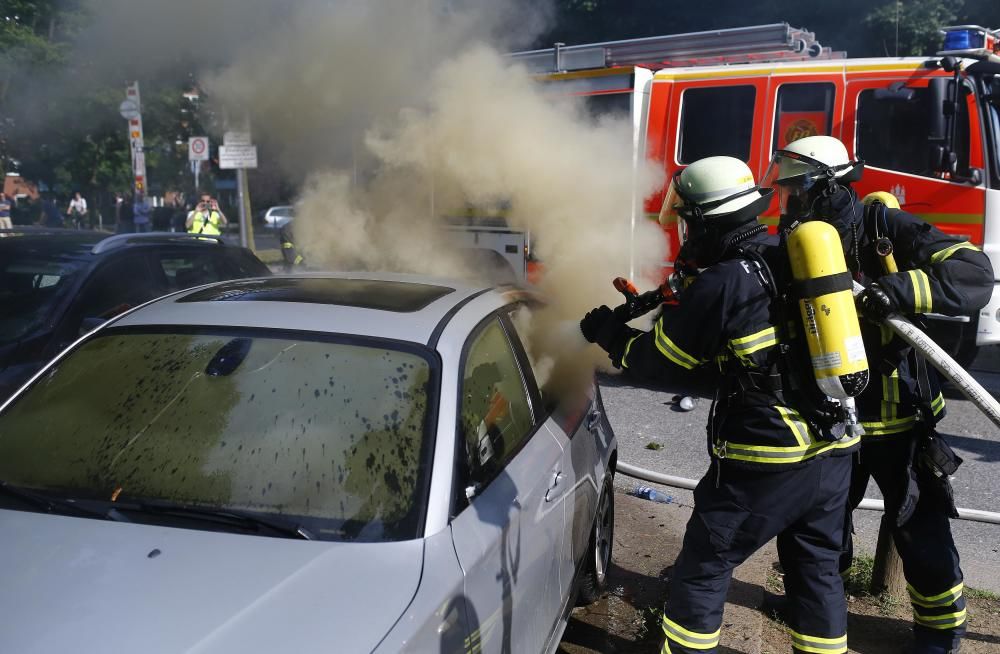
[544,471,564,502]
[586,409,602,432]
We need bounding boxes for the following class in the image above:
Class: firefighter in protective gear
[582,156,856,654]
[278,218,304,271]
[765,135,994,654]
[185,194,228,236]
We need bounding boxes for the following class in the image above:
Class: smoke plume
[77,0,668,392]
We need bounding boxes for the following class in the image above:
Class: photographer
[185,193,228,236]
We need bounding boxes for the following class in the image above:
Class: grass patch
[844,554,904,616]
[765,570,785,594]
[645,441,663,451]
[844,554,875,596]
[637,605,664,640]
[967,587,1000,601]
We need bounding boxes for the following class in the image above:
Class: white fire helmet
[659,156,770,229]
[761,136,864,215]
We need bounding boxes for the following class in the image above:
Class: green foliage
[864,0,962,56]
[645,441,662,450]
[0,1,215,214]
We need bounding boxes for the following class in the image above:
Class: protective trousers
[841,436,965,654]
[661,455,851,653]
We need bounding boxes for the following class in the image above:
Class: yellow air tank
[787,221,869,432]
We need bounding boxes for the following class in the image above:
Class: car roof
[0,229,104,261]
[0,229,247,260]
[111,273,525,344]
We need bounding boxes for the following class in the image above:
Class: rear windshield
[0,251,85,345]
[0,329,437,542]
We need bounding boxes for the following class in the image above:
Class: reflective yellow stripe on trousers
[661,615,721,651]
[788,628,848,654]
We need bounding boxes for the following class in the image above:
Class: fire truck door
[844,75,987,245]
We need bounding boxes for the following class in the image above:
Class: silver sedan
[0,273,617,654]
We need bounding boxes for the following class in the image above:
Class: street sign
[219,145,258,169]
[189,136,209,161]
[223,131,252,146]
[119,99,140,120]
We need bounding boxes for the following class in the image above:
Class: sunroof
[179,278,455,312]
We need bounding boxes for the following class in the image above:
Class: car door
[449,315,566,654]
[501,307,600,597]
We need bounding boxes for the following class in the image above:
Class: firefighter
[581,156,857,654]
[278,218,304,271]
[185,193,228,236]
[763,135,994,654]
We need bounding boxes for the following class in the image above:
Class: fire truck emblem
[890,183,906,205]
[784,119,819,145]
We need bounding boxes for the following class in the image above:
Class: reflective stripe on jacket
[621,235,858,471]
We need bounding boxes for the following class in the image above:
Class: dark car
[0,229,271,399]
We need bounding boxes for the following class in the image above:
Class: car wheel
[576,477,614,606]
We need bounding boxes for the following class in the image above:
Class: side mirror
[953,167,984,186]
[928,145,957,175]
[874,81,916,103]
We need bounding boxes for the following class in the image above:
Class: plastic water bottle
[632,485,673,504]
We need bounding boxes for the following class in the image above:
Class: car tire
[576,477,614,606]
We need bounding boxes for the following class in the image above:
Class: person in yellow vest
[185,193,228,235]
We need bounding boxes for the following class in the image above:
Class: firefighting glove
[580,306,632,366]
[855,282,897,324]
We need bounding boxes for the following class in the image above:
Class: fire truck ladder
[509,23,843,74]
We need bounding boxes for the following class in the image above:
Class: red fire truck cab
[513,23,1000,363]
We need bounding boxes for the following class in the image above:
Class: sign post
[120,82,147,196]
[220,130,258,250]
[188,136,209,194]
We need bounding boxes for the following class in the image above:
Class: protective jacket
[824,191,993,439]
[188,209,223,236]
[619,234,860,470]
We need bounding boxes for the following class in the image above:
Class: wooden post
[870,514,907,599]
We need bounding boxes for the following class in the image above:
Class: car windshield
[0,328,437,542]
[0,250,85,345]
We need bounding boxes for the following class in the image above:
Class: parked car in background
[0,273,617,654]
[0,229,271,400]
[262,205,294,229]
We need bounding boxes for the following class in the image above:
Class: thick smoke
[77,0,668,392]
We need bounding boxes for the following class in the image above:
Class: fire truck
[510,23,1000,364]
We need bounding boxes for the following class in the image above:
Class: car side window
[153,252,231,291]
[459,317,535,486]
[505,305,554,412]
[63,254,154,337]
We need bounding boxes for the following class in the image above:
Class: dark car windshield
[0,329,437,542]
[0,250,86,345]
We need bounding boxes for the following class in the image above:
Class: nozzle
[613,277,639,296]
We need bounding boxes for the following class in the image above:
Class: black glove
[856,282,896,323]
[580,305,632,360]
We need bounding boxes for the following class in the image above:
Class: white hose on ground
[852,280,1000,431]
[617,461,1000,525]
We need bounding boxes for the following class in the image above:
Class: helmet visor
[658,171,684,227]
[761,151,827,192]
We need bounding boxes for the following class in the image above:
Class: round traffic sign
[119,98,140,120]
[191,138,207,155]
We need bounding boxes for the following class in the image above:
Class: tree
[864,0,962,57]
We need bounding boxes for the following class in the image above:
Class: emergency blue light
[942,29,983,52]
